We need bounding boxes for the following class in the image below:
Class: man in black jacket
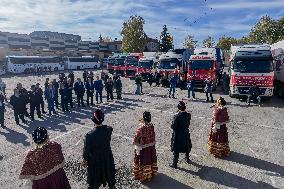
[115,76,122,99]
[0,91,5,127]
[17,83,30,118]
[170,101,192,168]
[10,88,26,125]
[83,71,88,84]
[35,83,46,114]
[105,77,114,101]
[74,78,86,107]
[59,82,69,112]
[247,83,262,106]
[83,109,116,189]
[52,79,59,109]
[85,77,95,106]
[29,85,42,121]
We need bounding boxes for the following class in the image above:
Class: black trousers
[54,94,59,109]
[40,100,45,112]
[107,90,113,101]
[14,111,25,124]
[116,89,122,99]
[67,95,74,108]
[30,103,41,120]
[0,107,4,126]
[206,92,214,102]
[173,152,189,165]
[61,96,69,111]
[96,91,103,103]
[87,92,94,105]
[77,95,85,107]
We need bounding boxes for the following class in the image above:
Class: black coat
[171,111,192,153]
[83,125,116,187]
[29,90,41,105]
[10,95,26,113]
[105,81,113,92]
[74,81,85,96]
[115,79,122,90]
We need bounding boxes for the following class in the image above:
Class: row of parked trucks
[105,44,283,99]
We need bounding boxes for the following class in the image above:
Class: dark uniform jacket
[105,81,114,92]
[83,125,116,187]
[171,111,192,153]
[94,80,104,92]
[85,82,95,94]
[29,90,41,105]
[74,81,85,96]
[10,95,26,113]
[115,80,122,91]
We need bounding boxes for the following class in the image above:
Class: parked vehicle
[137,58,154,80]
[64,56,100,70]
[229,44,274,98]
[124,53,143,78]
[187,48,224,90]
[113,57,125,76]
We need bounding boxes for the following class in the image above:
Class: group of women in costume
[19,96,230,189]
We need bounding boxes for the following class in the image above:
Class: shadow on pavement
[142,173,192,189]
[226,151,284,176]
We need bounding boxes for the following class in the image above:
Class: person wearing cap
[74,78,86,107]
[208,97,230,158]
[0,90,5,127]
[133,111,158,181]
[247,83,262,106]
[170,101,192,168]
[35,83,47,114]
[10,88,26,125]
[19,127,71,189]
[29,85,42,121]
[204,76,214,102]
[83,109,116,189]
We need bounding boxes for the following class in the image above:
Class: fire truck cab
[124,53,143,78]
[188,48,223,89]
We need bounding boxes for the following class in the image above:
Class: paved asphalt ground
[0,70,283,189]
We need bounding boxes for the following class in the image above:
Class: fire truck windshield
[159,59,177,69]
[190,60,213,70]
[126,56,138,66]
[233,60,273,73]
[139,61,153,68]
[115,58,125,65]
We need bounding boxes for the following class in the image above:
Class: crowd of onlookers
[0,71,123,127]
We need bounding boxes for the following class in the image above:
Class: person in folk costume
[133,111,158,182]
[82,109,116,189]
[19,127,71,189]
[170,101,192,168]
[208,97,230,158]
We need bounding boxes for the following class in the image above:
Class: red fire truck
[113,57,126,76]
[137,57,155,80]
[229,44,274,98]
[187,48,224,89]
[106,57,116,74]
[124,53,143,78]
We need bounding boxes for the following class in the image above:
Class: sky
[0,0,283,48]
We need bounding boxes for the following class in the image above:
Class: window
[8,37,30,42]
[69,57,98,62]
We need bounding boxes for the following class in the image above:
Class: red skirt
[208,125,230,158]
[133,145,158,181]
[32,168,71,189]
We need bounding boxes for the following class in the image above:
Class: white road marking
[75,139,81,146]
[248,147,260,158]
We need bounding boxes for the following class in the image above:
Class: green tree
[249,15,280,44]
[121,15,148,52]
[217,36,238,50]
[203,36,215,48]
[159,25,173,52]
[183,35,197,49]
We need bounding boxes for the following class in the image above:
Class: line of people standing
[6,71,123,126]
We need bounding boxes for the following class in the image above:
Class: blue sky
[0,0,283,47]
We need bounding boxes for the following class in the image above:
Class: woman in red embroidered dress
[208,97,230,158]
[133,111,158,181]
[19,127,71,189]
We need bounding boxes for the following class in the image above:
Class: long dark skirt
[133,146,158,181]
[32,168,71,189]
[208,124,230,158]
